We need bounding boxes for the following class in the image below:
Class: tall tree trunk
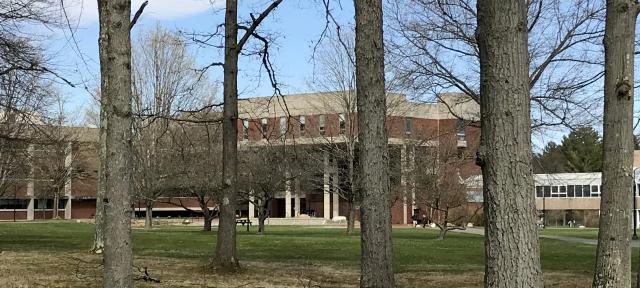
[258,213,266,235]
[347,150,356,235]
[91,101,107,254]
[594,1,638,287]
[215,0,239,269]
[476,1,542,287]
[203,213,213,232]
[145,201,153,229]
[53,193,59,219]
[97,1,133,287]
[354,0,394,286]
[347,200,356,235]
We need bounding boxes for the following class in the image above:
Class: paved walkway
[452,227,640,247]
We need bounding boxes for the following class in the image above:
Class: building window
[405,117,413,136]
[319,115,326,136]
[242,119,249,141]
[35,199,54,209]
[536,186,543,197]
[591,185,600,197]
[339,113,346,134]
[456,119,465,141]
[279,117,287,137]
[543,186,551,198]
[0,199,29,209]
[299,116,305,136]
[567,185,575,197]
[261,118,268,139]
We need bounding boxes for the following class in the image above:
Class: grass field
[0,222,626,287]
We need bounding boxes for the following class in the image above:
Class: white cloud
[61,0,221,26]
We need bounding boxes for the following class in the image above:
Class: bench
[236,219,252,232]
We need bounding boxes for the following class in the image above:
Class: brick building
[0,91,481,224]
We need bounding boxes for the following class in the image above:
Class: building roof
[237,91,479,120]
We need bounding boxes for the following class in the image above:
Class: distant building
[0,91,481,224]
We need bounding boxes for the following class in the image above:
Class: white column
[27,144,35,221]
[248,195,255,219]
[409,145,417,212]
[401,144,407,224]
[323,152,330,219]
[332,172,340,219]
[64,142,73,219]
[285,173,292,218]
[294,178,301,217]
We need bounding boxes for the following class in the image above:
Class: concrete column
[64,142,73,219]
[248,195,255,219]
[27,144,35,221]
[323,152,330,219]
[285,173,292,218]
[294,178,301,217]
[409,145,417,211]
[332,172,340,219]
[401,144,407,224]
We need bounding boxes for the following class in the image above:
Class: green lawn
[0,222,606,274]
[539,228,600,239]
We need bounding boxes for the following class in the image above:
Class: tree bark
[91,100,107,254]
[97,0,133,287]
[476,1,542,287]
[594,1,638,287]
[347,200,356,235]
[354,0,394,286]
[215,0,240,269]
[144,201,153,229]
[203,214,213,231]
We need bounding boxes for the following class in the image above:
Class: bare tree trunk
[97,0,133,287]
[258,214,266,235]
[347,150,357,235]
[476,1,542,287]
[594,1,638,287]
[145,201,153,229]
[215,0,240,269]
[437,227,447,241]
[53,193,59,219]
[347,200,356,235]
[354,0,394,286]
[203,213,213,231]
[91,104,107,254]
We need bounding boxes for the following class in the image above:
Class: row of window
[0,199,67,210]
[243,116,467,141]
[242,114,348,140]
[535,185,600,198]
[535,184,640,198]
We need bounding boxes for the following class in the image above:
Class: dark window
[59,199,67,209]
[551,186,558,197]
[543,186,551,198]
[339,114,346,134]
[35,199,54,209]
[0,199,30,209]
[560,186,567,197]
[405,118,413,136]
[567,185,575,197]
[582,185,590,197]
[319,115,326,136]
[536,186,543,197]
[591,185,599,197]
[456,119,465,141]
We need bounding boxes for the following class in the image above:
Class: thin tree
[97,0,133,287]
[215,0,283,269]
[354,0,394,286]
[593,1,639,287]
[476,0,542,287]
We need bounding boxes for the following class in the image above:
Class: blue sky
[48,0,355,116]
